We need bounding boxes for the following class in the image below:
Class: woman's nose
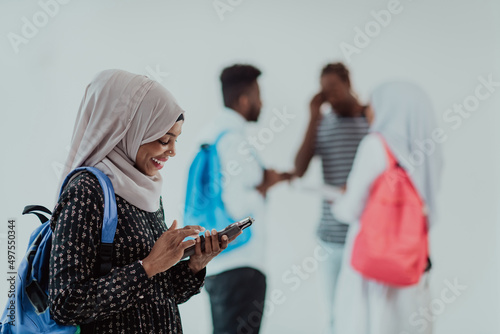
[167,146,176,157]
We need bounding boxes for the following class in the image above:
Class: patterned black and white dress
[48,171,205,333]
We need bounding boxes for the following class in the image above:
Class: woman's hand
[187,229,242,274]
[141,220,204,278]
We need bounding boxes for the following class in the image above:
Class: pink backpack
[351,135,429,287]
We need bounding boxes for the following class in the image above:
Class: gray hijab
[59,69,184,212]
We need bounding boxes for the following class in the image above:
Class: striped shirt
[314,112,369,244]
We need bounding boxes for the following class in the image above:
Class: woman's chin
[145,168,160,177]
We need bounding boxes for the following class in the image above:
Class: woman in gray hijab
[331,82,442,334]
[49,69,232,333]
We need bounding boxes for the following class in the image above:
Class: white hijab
[370,81,443,226]
[59,69,184,212]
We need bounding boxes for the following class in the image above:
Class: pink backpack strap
[375,133,397,167]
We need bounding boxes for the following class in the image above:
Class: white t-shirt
[197,107,267,276]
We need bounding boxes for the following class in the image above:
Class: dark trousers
[205,267,266,334]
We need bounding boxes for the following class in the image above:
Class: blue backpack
[184,132,252,253]
[0,167,118,334]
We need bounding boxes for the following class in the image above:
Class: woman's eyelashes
[158,139,169,146]
[158,139,178,146]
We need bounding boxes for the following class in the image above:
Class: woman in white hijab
[331,81,443,334]
[48,69,231,333]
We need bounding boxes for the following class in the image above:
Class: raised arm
[293,92,325,177]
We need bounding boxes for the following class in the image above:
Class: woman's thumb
[170,220,178,230]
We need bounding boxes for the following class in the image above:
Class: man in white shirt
[200,64,286,334]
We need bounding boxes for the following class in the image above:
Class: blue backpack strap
[213,130,231,147]
[60,166,118,276]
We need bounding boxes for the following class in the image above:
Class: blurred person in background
[331,82,442,334]
[197,64,289,334]
[291,62,369,334]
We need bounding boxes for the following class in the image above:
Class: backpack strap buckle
[98,243,113,277]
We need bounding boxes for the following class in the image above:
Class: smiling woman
[135,115,184,176]
[47,69,232,334]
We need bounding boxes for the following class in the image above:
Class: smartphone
[181,217,254,260]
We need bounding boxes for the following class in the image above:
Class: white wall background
[1,0,499,333]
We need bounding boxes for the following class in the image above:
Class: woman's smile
[151,157,168,170]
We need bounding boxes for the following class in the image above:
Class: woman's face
[365,104,375,125]
[135,120,183,176]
